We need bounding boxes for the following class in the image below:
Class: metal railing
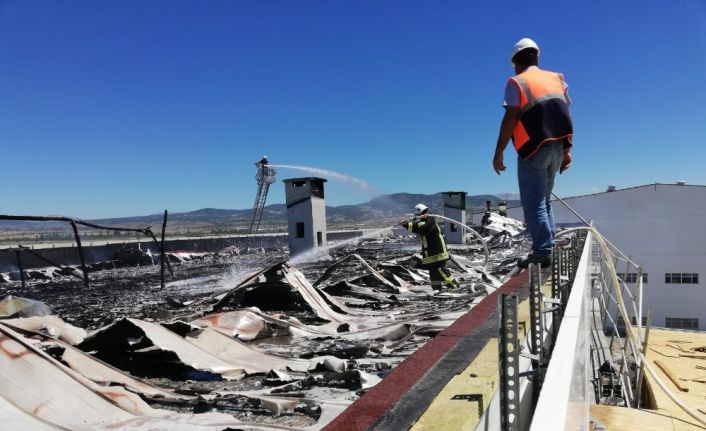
[0,211,173,289]
[490,224,657,430]
[495,223,706,430]
[495,231,587,430]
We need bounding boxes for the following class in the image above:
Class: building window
[665,273,699,284]
[450,223,457,232]
[296,222,305,238]
[317,231,323,246]
[631,316,648,326]
[665,317,699,330]
[616,273,648,283]
[684,273,699,284]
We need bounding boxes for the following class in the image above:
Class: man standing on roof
[492,38,574,268]
[399,204,460,291]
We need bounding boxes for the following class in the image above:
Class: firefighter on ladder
[255,156,269,184]
[400,204,460,291]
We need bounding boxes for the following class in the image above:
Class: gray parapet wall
[0,230,362,272]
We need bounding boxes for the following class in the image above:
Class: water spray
[289,215,490,269]
[270,163,489,267]
[268,164,375,192]
[288,225,396,265]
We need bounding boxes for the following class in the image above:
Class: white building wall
[311,196,327,249]
[442,192,467,244]
[443,206,466,244]
[498,184,706,329]
[286,199,328,257]
[287,200,311,256]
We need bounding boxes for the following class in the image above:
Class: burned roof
[0,215,530,429]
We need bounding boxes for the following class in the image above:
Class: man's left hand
[560,151,572,174]
[493,152,506,175]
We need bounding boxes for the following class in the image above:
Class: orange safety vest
[510,68,573,160]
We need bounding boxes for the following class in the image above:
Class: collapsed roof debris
[481,212,525,237]
[0,213,530,429]
[0,295,51,318]
[313,253,411,293]
[77,318,248,381]
[191,309,321,341]
[3,314,87,344]
[0,323,258,430]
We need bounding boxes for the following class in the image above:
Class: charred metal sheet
[0,295,51,318]
[0,323,142,427]
[212,264,283,311]
[180,326,347,374]
[481,212,525,236]
[22,331,191,400]
[320,280,396,303]
[190,309,322,340]
[285,265,404,323]
[3,315,87,345]
[0,394,61,430]
[377,262,427,283]
[78,318,246,381]
[313,254,409,293]
[0,324,321,429]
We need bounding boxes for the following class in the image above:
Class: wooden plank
[590,404,675,431]
[679,353,706,360]
[666,343,687,353]
[655,359,689,392]
[650,346,680,358]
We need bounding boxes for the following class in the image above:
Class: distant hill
[0,193,519,232]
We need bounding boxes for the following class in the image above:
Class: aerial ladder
[249,156,276,234]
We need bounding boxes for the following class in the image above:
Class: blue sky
[2,1,705,218]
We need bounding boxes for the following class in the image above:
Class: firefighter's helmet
[414,204,428,216]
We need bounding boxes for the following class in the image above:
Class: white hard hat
[414,203,428,215]
[511,38,540,62]
[262,155,268,159]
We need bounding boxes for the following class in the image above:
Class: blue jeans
[517,142,563,257]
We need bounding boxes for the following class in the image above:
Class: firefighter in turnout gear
[399,204,460,291]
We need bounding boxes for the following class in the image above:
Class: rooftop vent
[607,185,616,192]
[676,180,686,185]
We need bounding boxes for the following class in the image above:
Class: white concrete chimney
[442,191,467,244]
[283,177,328,257]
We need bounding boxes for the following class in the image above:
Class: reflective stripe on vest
[439,229,447,255]
[438,267,456,285]
[421,226,449,265]
[510,68,573,160]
